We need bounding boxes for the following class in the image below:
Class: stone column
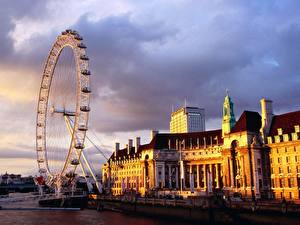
[168,164,172,189]
[251,149,260,198]
[162,163,165,188]
[182,165,186,189]
[143,167,146,189]
[155,164,158,188]
[189,165,192,189]
[229,157,235,187]
[197,164,200,189]
[203,165,207,191]
[209,164,213,191]
[216,164,220,188]
[241,156,245,189]
[175,166,179,188]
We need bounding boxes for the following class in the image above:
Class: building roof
[171,106,204,116]
[269,110,300,136]
[109,129,223,161]
[147,129,222,150]
[231,111,261,133]
[109,146,142,161]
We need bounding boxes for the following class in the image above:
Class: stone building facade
[102,95,300,200]
[266,111,300,199]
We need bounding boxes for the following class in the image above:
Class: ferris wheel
[36,30,98,193]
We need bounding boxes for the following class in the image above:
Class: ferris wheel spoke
[64,115,102,193]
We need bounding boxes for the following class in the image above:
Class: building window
[279,167,283,174]
[290,178,294,188]
[297,165,300,173]
[271,179,275,188]
[278,157,282,164]
[287,166,292,173]
[258,168,262,175]
[279,178,284,188]
[286,156,290,163]
[257,159,261,165]
[288,178,292,188]
[244,175,247,186]
[297,178,300,188]
[271,167,274,174]
[259,179,262,188]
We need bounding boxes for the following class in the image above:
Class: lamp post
[179,142,183,194]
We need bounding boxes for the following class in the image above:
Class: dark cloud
[0,148,34,159]
[0,0,47,62]
[72,15,178,132]
[1,0,300,137]
[62,1,300,133]
[0,0,300,175]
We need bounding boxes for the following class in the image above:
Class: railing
[97,194,300,214]
[98,195,212,209]
[0,193,57,203]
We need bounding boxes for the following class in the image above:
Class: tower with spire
[222,91,236,137]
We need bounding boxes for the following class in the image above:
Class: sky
[1,0,300,175]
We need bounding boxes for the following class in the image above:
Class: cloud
[71,0,300,133]
[0,67,39,103]
[0,159,37,175]
[1,0,300,174]
[0,148,34,160]
[0,0,46,59]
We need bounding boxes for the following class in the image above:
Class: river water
[0,210,192,225]
[0,195,191,225]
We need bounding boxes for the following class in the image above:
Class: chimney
[127,139,133,155]
[135,137,141,153]
[114,142,120,157]
[151,130,159,140]
[260,98,274,141]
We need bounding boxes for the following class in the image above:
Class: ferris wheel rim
[36,30,91,183]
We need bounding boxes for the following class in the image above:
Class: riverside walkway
[93,195,300,225]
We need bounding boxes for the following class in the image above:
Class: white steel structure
[36,30,97,193]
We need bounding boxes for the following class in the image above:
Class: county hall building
[102,94,300,200]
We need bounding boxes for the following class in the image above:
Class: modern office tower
[170,106,205,133]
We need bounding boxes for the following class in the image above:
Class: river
[0,210,193,225]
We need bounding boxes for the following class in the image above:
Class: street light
[179,142,184,194]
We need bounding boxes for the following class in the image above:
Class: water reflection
[0,210,193,225]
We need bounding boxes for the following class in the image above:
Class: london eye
[36,30,95,194]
